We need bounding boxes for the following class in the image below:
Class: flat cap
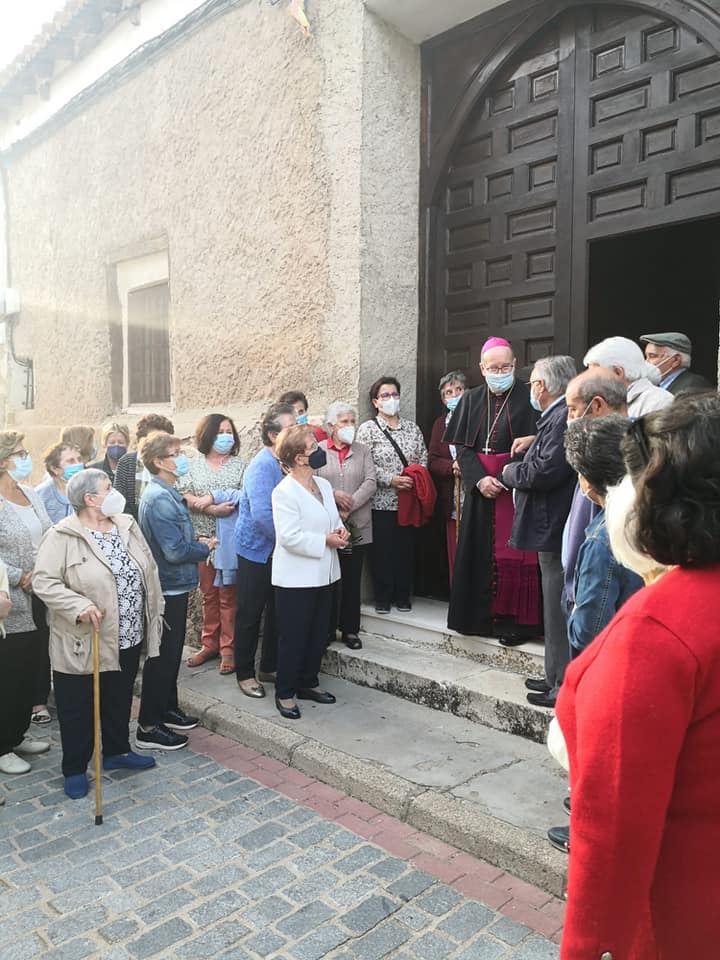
[639,331,692,354]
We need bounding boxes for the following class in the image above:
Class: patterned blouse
[356,417,428,512]
[86,527,144,650]
[177,454,247,538]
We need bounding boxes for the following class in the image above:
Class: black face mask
[308,448,327,469]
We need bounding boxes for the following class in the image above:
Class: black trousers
[234,556,278,681]
[370,510,415,607]
[0,629,36,756]
[30,595,51,705]
[275,585,332,700]
[138,593,188,728]
[330,545,367,637]
[53,644,142,777]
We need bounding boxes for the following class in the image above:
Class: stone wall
[2,0,420,473]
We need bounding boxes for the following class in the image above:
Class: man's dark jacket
[502,398,575,553]
[666,368,712,396]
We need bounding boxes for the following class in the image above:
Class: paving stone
[241,893,296,929]
[349,919,412,959]
[290,821,340,848]
[340,895,398,935]
[136,867,195,899]
[393,903,434,931]
[281,869,342,905]
[438,901,496,941]
[189,863,249,897]
[489,918,533,946]
[510,936,560,960]
[46,904,109,945]
[134,887,195,926]
[18,837,77,864]
[277,899,335,937]
[416,884,464,916]
[0,934,47,960]
[236,822,289,851]
[127,918,193,959]
[412,930,457,960]
[334,845,386,874]
[189,889,258,927]
[245,839,297,871]
[326,875,382,909]
[42,938,100,960]
[287,923,349,960]
[387,870,435,902]
[243,929,287,956]
[175,920,251,958]
[100,919,142,944]
[456,936,512,960]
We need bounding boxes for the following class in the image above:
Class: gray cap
[639,332,692,354]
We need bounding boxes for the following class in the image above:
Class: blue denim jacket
[568,509,644,653]
[139,477,209,594]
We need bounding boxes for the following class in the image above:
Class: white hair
[66,468,107,512]
[325,402,356,426]
[583,336,660,384]
[605,474,668,579]
[533,355,577,395]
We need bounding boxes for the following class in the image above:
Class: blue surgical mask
[530,392,543,412]
[296,414,308,425]
[107,444,127,461]
[445,396,461,412]
[173,454,190,477]
[485,372,514,394]
[10,454,32,482]
[212,434,234,454]
[63,463,84,483]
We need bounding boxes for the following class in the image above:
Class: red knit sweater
[557,564,720,960]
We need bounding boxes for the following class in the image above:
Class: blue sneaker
[103,751,156,771]
[64,774,88,799]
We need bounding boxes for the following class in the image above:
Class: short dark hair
[621,392,720,566]
[564,415,629,496]
[136,414,175,441]
[369,376,401,402]
[261,403,296,447]
[279,391,308,411]
[194,413,239,456]
[44,441,81,475]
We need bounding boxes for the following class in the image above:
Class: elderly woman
[272,425,347,719]
[178,413,246,674]
[0,432,53,774]
[557,393,720,960]
[356,376,428,614]
[60,424,96,465]
[35,442,84,524]
[316,402,376,649]
[136,432,216,751]
[113,414,175,520]
[88,421,130,483]
[428,371,466,585]
[33,470,162,798]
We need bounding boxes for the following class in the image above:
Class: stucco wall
[2,0,420,467]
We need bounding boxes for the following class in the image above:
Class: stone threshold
[176,651,568,898]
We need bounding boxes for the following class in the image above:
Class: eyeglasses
[11,450,30,460]
[527,380,542,388]
[378,392,400,400]
[483,364,514,375]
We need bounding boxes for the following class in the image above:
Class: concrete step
[323,633,552,744]
[177,653,569,897]
[360,597,545,677]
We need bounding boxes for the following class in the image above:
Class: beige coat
[317,441,377,544]
[32,513,164,675]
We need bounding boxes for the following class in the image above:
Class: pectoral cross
[482,443,493,455]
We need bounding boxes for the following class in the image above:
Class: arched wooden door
[426,3,720,397]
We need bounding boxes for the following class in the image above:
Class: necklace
[483,384,515,455]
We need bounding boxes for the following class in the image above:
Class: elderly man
[584,336,673,417]
[501,356,577,707]
[640,332,712,396]
[444,337,539,642]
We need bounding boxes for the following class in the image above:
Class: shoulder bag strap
[372,419,409,469]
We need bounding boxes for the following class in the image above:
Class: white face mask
[97,488,126,517]
[337,426,355,445]
[380,397,400,417]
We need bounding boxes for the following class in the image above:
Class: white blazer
[271,475,342,588]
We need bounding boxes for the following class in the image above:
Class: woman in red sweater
[557,392,720,960]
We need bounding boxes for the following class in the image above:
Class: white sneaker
[0,752,31,775]
[15,737,51,756]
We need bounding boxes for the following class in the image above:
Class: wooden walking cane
[454,474,461,545]
[92,623,103,826]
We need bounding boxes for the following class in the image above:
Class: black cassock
[443,380,540,637]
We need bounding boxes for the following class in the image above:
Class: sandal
[186,648,219,668]
[31,709,51,725]
[219,660,236,675]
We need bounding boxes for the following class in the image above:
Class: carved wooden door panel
[569,5,720,347]
[435,20,573,387]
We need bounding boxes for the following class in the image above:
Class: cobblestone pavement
[0,722,563,960]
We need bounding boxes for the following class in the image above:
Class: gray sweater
[0,485,52,633]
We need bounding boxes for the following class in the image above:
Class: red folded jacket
[397,464,437,527]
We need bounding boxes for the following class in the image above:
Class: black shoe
[395,601,412,612]
[547,824,569,854]
[525,677,551,693]
[257,671,276,684]
[375,604,391,614]
[297,688,336,704]
[275,696,301,719]
[526,691,556,709]
[343,634,362,650]
[563,796,571,816]
[135,725,188,751]
[163,709,199,730]
[498,634,527,647]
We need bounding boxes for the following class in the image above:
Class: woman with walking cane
[33,469,164,800]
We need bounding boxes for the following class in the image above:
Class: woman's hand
[78,605,104,629]
[390,475,414,490]
[0,591,11,621]
[20,571,33,593]
[207,502,236,518]
[199,536,220,550]
[326,528,349,549]
[334,490,354,513]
